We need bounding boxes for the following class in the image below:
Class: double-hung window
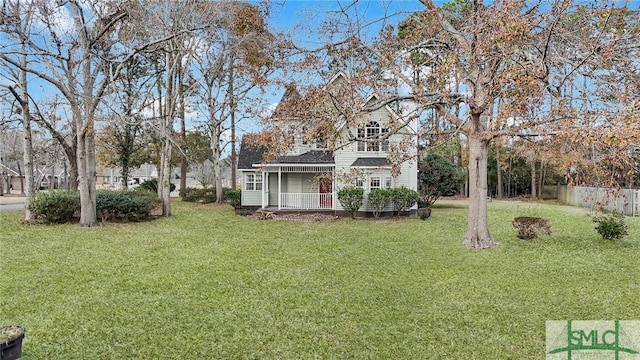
[370,176,381,190]
[245,173,263,191]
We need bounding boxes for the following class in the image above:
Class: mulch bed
[273,213,338,222]
[249,208,338,222]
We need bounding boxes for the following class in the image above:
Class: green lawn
[1,200,639,359]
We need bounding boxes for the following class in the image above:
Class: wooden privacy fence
[548,185,640,216]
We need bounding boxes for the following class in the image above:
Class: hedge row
[179,187,241,208]
[180,188,217,203]
[28,190,161,224]
[337,186,420,218]
[139,178,176,193]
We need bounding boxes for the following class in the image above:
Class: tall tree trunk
[68,154,78,190]
[77,102,98,227]
[530,160,537,199]
[231,117,237,190]
[496,154,503,199]
[77,126,97,227]
[463,132,500,249]
[160,136,172,216]
[212,127,223,203]
[70,2,97,227]
[159,48,179,217]
[179,68,187,193]
[19,38,35,221]
[121,154,130,189]
[538,160,546,199]
[223,60,236,199]
[507,157,512,198]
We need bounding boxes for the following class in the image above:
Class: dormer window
[357,121,389,152]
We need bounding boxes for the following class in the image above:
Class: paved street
[0,193,27,212]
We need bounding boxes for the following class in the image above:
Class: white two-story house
[238,73,418,217]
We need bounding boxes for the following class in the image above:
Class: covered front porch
[259,165,335,211]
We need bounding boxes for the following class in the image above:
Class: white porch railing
[280,193,333,210]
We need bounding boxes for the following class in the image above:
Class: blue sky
[268,0,431,46]
[1,1,436,152]
[256,1,434,99]
[230,1,435,141]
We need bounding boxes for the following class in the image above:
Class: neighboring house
[0,161,67,192]
[97,163,158,188]
[238,73,418,217]
[97,161,235,190]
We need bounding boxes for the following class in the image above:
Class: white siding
[334,106,417,212]
[242,95,418,212]
[241,171,262,206]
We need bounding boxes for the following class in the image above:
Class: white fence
[554,185,640,216]
[280,193,333,210]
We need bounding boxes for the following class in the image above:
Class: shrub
[593,211,628,240]
[512,217,551,240]
[368,188,392,218]
[180,188,216,203]
[224,189,242,208]
[418,153,466,207]
[417,199,430,209]
[337,187,364,219]
[96,190,161,221]
[390,186,419,214]
[28,190,80,224]
[417,207,432,220]
[139,179,176,193]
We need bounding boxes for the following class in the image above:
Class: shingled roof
[272,84,303,120]
[278,151,334,164]
[238,136,334,169]
[237,137,268,170]
[351,157,389,167]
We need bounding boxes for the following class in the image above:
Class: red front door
[319,180,332,208]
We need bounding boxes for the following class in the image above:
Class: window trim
[369,175,381,190]
[245,173,263,191]
[357,121,390,152]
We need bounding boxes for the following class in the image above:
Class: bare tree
[0,0,37,219]
[132,0,225,216]
[190,2,278,203]
[0,0,207,225]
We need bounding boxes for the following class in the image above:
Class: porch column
[278,167,282,210]
[261,172,266,209]
[332,169,336,210]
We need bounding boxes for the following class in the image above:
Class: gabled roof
[238,136,268,170]
[272,84,303,120]
[351,157,389,167]
[238,136,334,169]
